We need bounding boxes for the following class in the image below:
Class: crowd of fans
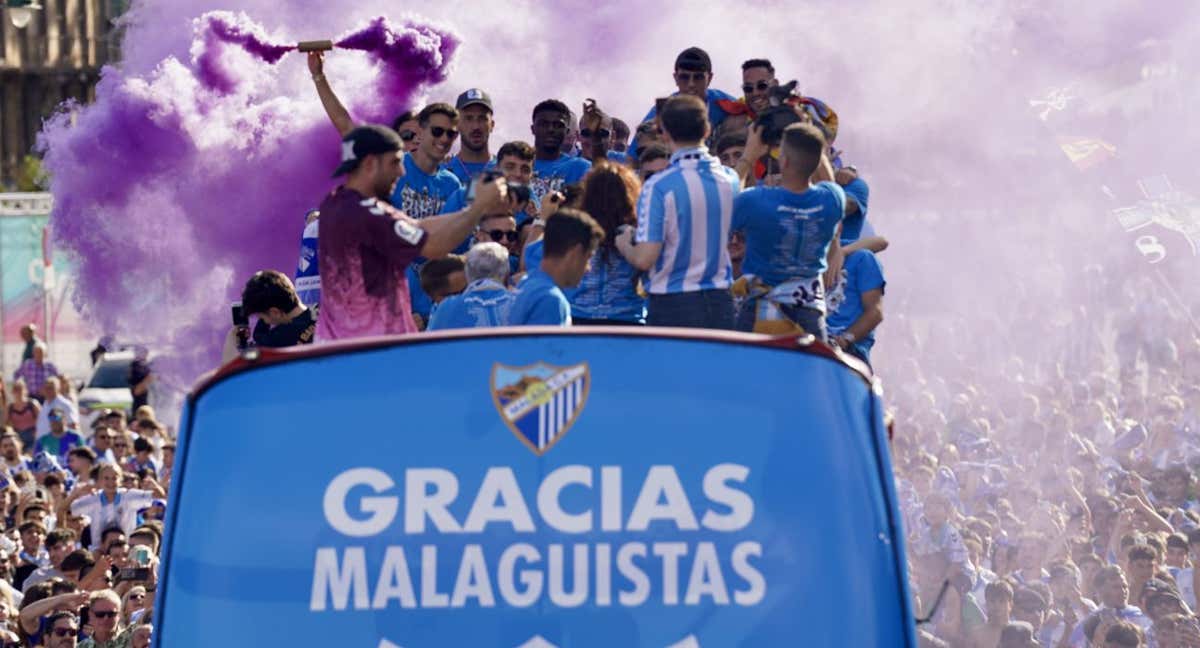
[230,45,886,362]
[94,42,1200,648]
[879,194,1200,648]
[0,323,167,646]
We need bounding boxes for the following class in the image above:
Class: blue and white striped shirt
[635,146,740,294]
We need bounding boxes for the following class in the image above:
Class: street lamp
[4,0,42,29]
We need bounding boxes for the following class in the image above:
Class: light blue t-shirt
[441,155,495,186]
[391,154,464,220]
[427,279,514,330]
[530,155,591,205]
[520,239,578,300]
[508,269,571,326]
[840,177,871,244]
[570,248,645,323]
[732,182,846,286]
[826,250,886,360]
[605,150,632,166]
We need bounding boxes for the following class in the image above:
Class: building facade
[0,0,124,188]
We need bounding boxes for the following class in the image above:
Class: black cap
[455,88,493,113]
[675,47,712,72]
[332,125,404,178]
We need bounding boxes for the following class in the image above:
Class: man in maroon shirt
[316,125,508,341]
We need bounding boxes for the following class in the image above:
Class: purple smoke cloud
[39,10,458,387]
[193,12,295,93]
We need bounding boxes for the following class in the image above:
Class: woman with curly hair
[569,161,646,325]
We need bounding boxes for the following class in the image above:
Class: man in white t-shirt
[66,463,159,550]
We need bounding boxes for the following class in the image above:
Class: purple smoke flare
[39,12,458,387]
[193,12,295,93]
[333,17,460,124]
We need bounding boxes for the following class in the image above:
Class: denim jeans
[735,299,828,343]
[647,289,735,330]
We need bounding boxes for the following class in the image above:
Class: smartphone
[131,545,152,567]
[118,567,151,581]
[231,302,249,328]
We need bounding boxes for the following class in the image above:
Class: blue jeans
[735,299,828,343]
[647,290,735,329]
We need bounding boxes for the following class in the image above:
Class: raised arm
[20,591,88,634]
[418,177,511,259]
[308,52,354,137]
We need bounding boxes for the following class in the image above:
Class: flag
[1055,136,1117,171]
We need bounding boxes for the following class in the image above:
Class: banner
[0,193,91,374]
[158,332,915,647]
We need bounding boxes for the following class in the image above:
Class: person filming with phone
[222,270,316,363]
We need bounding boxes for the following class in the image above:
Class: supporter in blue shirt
[579,99,629,167]
[529,100,591,206]
[641,47,735,136]
[827,249,886,367]
[415,255,467,329]
[442,89,496,185]
[836,166,871,244]
[730,122,844,339]
[428,242,514,330]
[509,209,604,326]
[616,95,739,329]
[612,119,631,154]
[571,161,646,324]
[391,104,464,220]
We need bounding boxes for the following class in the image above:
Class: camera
[468,171,532,207]
[754,80,802,146]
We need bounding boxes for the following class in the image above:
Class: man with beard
[443,89,496,185]
[314,125,509,341]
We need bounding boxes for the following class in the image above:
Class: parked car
[78,350,135,431]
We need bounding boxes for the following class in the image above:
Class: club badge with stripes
[491,362,591,455]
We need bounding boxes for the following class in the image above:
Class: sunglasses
[675,71,708,83]
[580,128,611,140]
[484,229,519,243]
[429,126,459,140]
[92,610,118,619]
[129,593,146,601]
[398,130,417,142]
[53,627,79,637]
[742,80,773,94]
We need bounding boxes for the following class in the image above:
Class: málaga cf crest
[491,362,590,455]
